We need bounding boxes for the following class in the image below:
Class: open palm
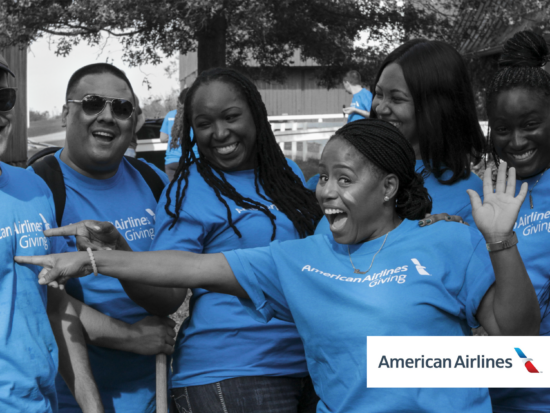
[468,161,527,242]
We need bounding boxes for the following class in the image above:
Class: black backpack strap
[125,156,166,202]
[32,155,66,228]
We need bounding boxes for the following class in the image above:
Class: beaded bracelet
[86,247,99,276]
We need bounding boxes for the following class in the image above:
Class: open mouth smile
[92,130,116,142]
[325,208,348,232]
[509,149,536,162]
[215,142,239,155]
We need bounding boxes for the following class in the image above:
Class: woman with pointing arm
[17,119,540,413]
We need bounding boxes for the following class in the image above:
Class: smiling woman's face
[490,87,550,179]
[316,138,389,244]
[191,80,257,172]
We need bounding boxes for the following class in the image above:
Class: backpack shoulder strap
[125,156,166,202]
[32,155,66,228]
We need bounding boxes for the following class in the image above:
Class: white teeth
[325,208,344,215]
[216,143,238,154]
[93,131,114,138]
[511,150,535,160]
[388,121,401,128]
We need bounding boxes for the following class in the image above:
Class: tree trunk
[197,11,227,75]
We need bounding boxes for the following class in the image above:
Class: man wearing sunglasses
[0,55,105,412]
[30,63,175,413]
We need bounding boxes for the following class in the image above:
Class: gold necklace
[529,167,549,209]
[347,232,390,274]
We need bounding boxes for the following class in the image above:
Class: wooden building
[179,50,351,116]
[0,46,27,166]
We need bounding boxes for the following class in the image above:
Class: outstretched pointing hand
[45,220,130,252]
[467,161,528,243]
[14,252,91,289]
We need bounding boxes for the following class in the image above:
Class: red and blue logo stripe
[514,348,540,373]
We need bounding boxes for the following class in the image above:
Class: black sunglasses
[0,88,16,112]
[67,94,134,120]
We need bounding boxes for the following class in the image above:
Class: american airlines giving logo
[366,337,550,388]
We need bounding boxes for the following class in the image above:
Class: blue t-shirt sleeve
[150,188,206,253]
[362,90,373,112]
[160,114,171,135]
[223,247,294,323]
[286,158,306,185]
[460,237,495,328]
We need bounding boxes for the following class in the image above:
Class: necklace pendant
[530,193,534,209]
[354,269,367,275]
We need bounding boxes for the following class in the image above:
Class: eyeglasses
[67,95,134,120]
[0,88,16,112]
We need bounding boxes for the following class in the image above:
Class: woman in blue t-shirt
[23,119,540,413]
[315,40,485,235]
[126,68,323,412]
[483,30,550,413]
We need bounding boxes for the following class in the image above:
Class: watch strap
[486,232,518,252]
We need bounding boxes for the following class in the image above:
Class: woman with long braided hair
[22,118,540,413]
[316,39,485,235]
[484,30,550,413]
[135,67,321,412]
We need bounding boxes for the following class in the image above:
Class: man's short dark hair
[65,63,135,102]
[344,70,361,86]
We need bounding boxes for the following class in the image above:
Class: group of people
[2,28,550,413]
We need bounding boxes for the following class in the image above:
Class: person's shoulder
[133,158,170,185]
[361,88,373,97]
[408,218,483,249]
[285,158,305,182]
[165,109,177,119]
[17,163,54,194]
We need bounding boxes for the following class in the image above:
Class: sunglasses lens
[111,99,134,120]
[81,95,107,115]
[0,88,16,112]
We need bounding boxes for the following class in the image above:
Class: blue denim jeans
[171,376,318,413]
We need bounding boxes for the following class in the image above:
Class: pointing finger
[14,255,51,267]
[44,223,83,238]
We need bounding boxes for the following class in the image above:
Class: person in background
[0,54,102,412]
[22,118,541,413]
[30,63,175,413]
[485,29,550,413]
[160,88,198,181]
[342,70,373,122]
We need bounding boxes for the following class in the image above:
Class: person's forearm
[159,132,169,143]
[90,250,247,297]
[119,282,186,316]
[48,290,104,413]
[67,294,143,351]
[488,245,540,335]
[353,108,370,118]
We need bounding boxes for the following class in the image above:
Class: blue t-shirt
[347,88,373,123]
[161,109,197,164]
[315,160,483,235]
[225,219,495,413]
[31,151,169,413]
[489,171,550,413]
[0,162,67,413]
[150,159,309,387]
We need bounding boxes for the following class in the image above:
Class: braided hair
[331,119,432,220]
[486,30,550,162]
[164,67,323,239]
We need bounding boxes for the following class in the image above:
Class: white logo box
[366,336,550,388]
